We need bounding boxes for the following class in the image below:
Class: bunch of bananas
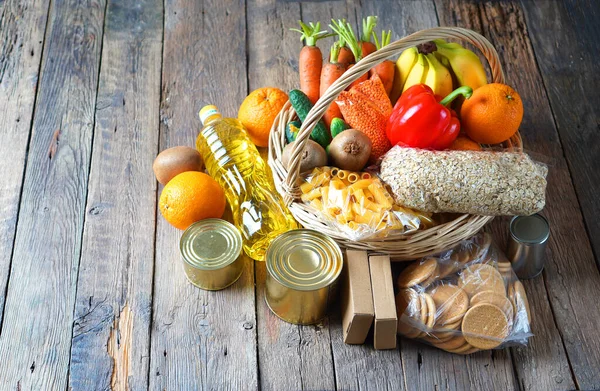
[390,40,488,104]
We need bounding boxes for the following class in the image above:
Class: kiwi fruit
[281,139,327,173]
[327,129,372,171]
[153,146,204,185]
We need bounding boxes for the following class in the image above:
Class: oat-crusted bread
[379,146,547,216]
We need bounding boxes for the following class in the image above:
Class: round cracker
[450,248,472,269]
[445,342,475,354]
[397,258,438,288]
[470,290,514,323]
[461,303,509,350]
[437,260,458,279]
[423,293,436,330]
[430,284,469,326]
[413,294,428,338]
[431,319,462,339]
[459,264,506,297]
[420,263,440,288]
[433,335,467,350]
[396,289,423,338]
[513,280,532,325]
[472,233,492,261]
[422,333,454,345]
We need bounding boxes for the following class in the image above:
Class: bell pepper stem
[440,86,473,107]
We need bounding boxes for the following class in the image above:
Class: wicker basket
[268,27,522,260]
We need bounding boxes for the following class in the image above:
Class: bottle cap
[199,105,221,125]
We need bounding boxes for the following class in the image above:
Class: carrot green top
[290,21,330,47]
[330,19,362,61]
[361,16,378,43]
[372,29,392,50]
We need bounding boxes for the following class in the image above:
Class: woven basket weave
[268,27,522,260]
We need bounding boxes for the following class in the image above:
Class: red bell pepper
[386,85,473,150]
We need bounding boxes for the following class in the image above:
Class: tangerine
[460,83,523,145]
[159,171,226,230]
[238,87,288,147]
[449,136,482,151]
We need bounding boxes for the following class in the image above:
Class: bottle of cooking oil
[196,105,298,261]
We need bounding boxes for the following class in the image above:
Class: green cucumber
[288,89,331,149]
[330,118,350,138]
[285,120,302,143]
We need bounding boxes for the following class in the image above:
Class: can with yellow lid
[265,229,343,325]
[180,219,244,290]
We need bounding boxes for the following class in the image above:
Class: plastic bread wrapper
[298,166,433,241]
[395,232,532,353]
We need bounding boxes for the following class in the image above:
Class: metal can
[180,219,244,290]
[507,214,550,279]
[265,229,343,325]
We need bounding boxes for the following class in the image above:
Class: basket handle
[282,27,505,202]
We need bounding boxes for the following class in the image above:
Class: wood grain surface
[0,0,50,329]
[0,1,599,390]
[67,0,162,389]
[0,0,106,389]
[520,0,600,268]
[149,0,259,390]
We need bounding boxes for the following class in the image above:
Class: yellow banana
[424,53,453,98]
[390,47,418,103]
[434,40,488,91]
[402,53,428,93]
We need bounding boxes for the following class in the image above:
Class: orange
[460,83,523,145]
[238,87,288,147]
[449,136,482,151]
[159,171,226,230]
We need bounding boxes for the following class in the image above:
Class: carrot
[337,35,355,66]
[369,30,395,96]
[320,42,346,128]
[330,19,367,90]
[359,16,378,57]
[291,21,330,104]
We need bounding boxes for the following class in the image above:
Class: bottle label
[199,105,220,125]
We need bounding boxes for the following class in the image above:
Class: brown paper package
[341,250,374,344]
[369,254,398,350]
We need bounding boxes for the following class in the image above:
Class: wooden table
[1,0,599,389]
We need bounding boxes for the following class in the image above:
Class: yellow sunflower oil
[196,105,297,261]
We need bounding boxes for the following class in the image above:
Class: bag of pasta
[395,232,532,354]
[299,167,430,240]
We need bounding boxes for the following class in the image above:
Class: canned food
[507,214,550,279]
[180,219,244,290]
[265,229,343,325]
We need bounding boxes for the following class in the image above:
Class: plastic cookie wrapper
[298,167,434,241]
[395,232,532,354]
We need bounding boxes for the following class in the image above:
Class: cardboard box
[341,250,374,344]
[369,254,398,350]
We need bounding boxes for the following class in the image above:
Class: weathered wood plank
[67,0,162,389]
[520,0,600,267]
[248,1,337,389]
[0,0,50,328]
[148,0,259,389]
[0,0,106,389]
[436,0,600,388]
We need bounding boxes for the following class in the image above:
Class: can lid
[510,214,550,244]
[266,229,343,291]
[180,219,242,270]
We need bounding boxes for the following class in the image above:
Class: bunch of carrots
[291,16,396,128]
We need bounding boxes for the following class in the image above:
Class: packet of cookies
[299,167,432,240]
[395,233,532,354]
